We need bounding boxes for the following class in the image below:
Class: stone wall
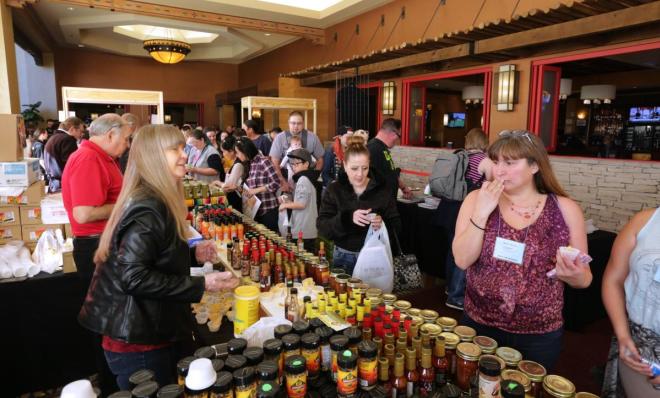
[391,146,660,233]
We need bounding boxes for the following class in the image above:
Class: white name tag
[654,264,660,283]
[493,237,526,265]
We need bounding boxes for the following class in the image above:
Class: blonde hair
[488,130,567,197]
[94,124,188,264]
[465,128,488,151]
[352,129,369,143]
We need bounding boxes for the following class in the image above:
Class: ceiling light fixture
[264,33,272,36]
[580,84,615,105]
[143,39,191,64]
[462,85,484,104]
[67,7,74,11]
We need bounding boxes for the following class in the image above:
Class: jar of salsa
[330,268,344,292]
[336,274,351,295]
[501,369,531,396]
[455,342,481,391]
[315,262,329,286]
[473,335,498,355]
[518,360,547,398]
[347,277,362,296]
[496,347,523,369]
[439,332,460,381]
[436,317,457,332]
[541,375,575,398]
[453,326,476,343]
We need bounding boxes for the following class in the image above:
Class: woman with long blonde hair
[78,124,238,391]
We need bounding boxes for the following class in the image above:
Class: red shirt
[62,140,123,236]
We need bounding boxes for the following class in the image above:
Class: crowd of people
[27,110,658,396]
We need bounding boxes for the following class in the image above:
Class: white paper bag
[352,222,394,293]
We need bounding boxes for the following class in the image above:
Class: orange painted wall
[54,47,239,127]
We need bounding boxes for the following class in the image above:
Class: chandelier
[143,39,191,64]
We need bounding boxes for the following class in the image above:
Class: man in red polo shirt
[62,113,131,394]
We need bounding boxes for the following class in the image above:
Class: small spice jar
[502,369,532,396]
[337,349,359,397]
[132,381,159,398]
[436,317,457,332]
[455,342,482,391]
[292,320,310,335]
[256,381,280,398]
[129,369,155,389]
[453,326,476,342]
[285,355,308,398]
[227,338,248,355]
[233,367,257,398]
[478,356,501,398]
[211,359,224,373]
[315,326,334,372]
[274,324,293,340]
[473,335,498,354]
[301,333,321,379]
[194,346,216,360]
[421,309,439,324]
[518,360,547,398]
[542,375,575,398]
[439,332,460,379]
[209,371,233,398]
[262,339,283,383]
[309,318,325,329]
[157,384,184,398]
[343,326,362,355]
[496,347,523,369]
[347,277,362,296]
[282,333,302,359]
[358,340,379,390]
[381,294,397,306]
[330,334,350,382]
[243,347,264,367]
[224,355,247,373]
[256,361,278,384]
[176,356,195,386]
[336,273,351,295]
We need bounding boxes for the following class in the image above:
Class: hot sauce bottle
[419,347,435,396]
[433,336,449,382]
[405,348,419,397]
[391,353,407,398]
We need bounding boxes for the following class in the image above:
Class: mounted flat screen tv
[629,107,660,123]
[444,112,465,128]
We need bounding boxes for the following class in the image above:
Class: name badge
[654,263,660,283]
[493,237,526,265]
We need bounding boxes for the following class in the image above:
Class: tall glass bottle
[419,347,435,396]
[392,353,407,398]
[405,348,419,397]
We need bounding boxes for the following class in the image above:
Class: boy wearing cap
[278,148,320,253]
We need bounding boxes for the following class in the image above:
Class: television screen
[629,107,660,123]
[447,112,466,128]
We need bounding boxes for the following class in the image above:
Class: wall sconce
[382,81,396,115]
[495,64,519,111]
[164,114,172,123]
[580,84,615,105]
[251,109,262,118]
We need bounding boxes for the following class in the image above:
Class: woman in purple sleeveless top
[453,130,592,371]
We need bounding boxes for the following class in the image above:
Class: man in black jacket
[367,118,413,200]
[44,117,84,192]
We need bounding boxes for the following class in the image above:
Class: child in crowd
[278,148,319,253]
[280,135,316,189]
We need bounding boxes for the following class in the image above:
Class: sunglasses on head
[499,130,533,144]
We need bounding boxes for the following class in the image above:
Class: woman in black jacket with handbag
[78,124,238,391]
[318,138,401,275]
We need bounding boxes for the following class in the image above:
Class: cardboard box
[0,158,42,187]
[0,114,26,162]
[64,223,72,238]
[0,181,45,205]
[19,205,42,225]
[62,251,76,273]
[0,206,20,227]
[21,224,64,244]
[0,225,22,244]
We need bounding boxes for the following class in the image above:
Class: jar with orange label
[285,355,308,398]
[301,333,321,380]
[337,349,359,397]
[357,340,378,391]
[455,342,481,391]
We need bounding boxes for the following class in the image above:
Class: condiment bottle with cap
[177,356,195,386]
[478,356,501,398]
[301,332,321,379]
[243,347,264,367]
[358,340,378,390]
[227,338,248,355]
[391,353,407,397]
[433,336,449,379]
[343,326,362,355]
[502,379,526,398]
[132,381,159,398]
[282,333,301,359]
[209,371,233,398]
[315,325,334,372]
[330,334,350,382]
[256,361,278,384]
[378,357,392,393]
[285,355,308,398]
[157,384,184,398]
[233,367,257,398]
[129,369,155,389]
[337,349,359,397]
[405,347,419,396]
[224,355,247,373]
[256,381,279,398]
[274,324,292,340]
[262,339,284,383]
[419,346,435,396]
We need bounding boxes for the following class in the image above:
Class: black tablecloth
[0,271,95,397]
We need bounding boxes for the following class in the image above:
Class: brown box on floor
[19,205,42,225]
[0,205,20,227]
[21,224,65,244]
[0,181,45,206]
[0,114,26,162]
[0,225,22,244]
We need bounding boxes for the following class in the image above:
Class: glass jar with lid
[336,274,351,295]
[496,346,523,369]
[473,335,498,355]
[381,294,397,306]
[453,326,476,343]
[518,360,547,398]
[346,277,362,296]
[480,354,506,372]
[438,332,460,380]
[501,369,532,396]
[542,375,576,398]
[406,308,421,318]
[419,323,442,340]
[329,268,344,292]
[393,300,412,313]
[435,317,457,332]
[455,342,481,391]
[420,309,439,324]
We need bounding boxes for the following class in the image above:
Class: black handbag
[390,229,423,293]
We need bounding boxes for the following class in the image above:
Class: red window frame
[401,66,493,146]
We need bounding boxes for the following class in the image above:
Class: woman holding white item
[210,135,243,211]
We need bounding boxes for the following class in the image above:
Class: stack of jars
[184,180,225,208]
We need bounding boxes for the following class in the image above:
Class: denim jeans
[333,246,360,275]
[433,199,465,306]
[104,346,176,391]
[461,313,564,372]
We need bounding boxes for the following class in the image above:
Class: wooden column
[0,0,19,114]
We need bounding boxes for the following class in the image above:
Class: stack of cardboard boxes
[0,115,71,267]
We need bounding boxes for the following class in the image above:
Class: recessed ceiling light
[264,33,272,36]
[78,44,85,48]
[67,7,74,11]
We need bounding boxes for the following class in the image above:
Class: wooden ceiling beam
[474,1,660,55]
[35,0,325,43]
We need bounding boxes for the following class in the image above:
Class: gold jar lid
[453,325,476,342]
[473,336,498,354]
[435,317,457,331]
[479,354,505,371]
[543,375,576,398]
[409,316,424,326]
[575,393,599,398]
[501,369,531,391]
[406,308,421,317]
[456,342,481,361]
[518,360,547,382]
[369,297,382,306]
[496,346,523,367]
[365,288,382,298]
[438,332,460,349]
[393,300,412,311]
[420,309,439,323]
[347,278,362,288]
[419,323,442,337]
[381,293,397,305]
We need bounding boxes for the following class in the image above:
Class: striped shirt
[466,151,486,185]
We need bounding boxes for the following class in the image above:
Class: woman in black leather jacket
[78,124,238,390]
[317,139,401,274]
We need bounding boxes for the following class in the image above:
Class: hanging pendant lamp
[143,39,191,64]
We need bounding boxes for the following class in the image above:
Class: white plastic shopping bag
[352,222,394,293]
[278,210,289,238]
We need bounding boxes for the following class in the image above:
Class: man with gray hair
[118,113,140,173]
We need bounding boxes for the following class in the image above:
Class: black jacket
[318,172,401,253]
[78,195,205,344]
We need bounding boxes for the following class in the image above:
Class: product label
[286,374,307,398]
[302,348,321,374]
[210,392,233,398]
[406,381,417,397]
[337,368,358,395]
[420,380,434,396]
[358,358,378,388]
[479,377,500,398]
[235,387,256,398]
[321,344,332,371]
